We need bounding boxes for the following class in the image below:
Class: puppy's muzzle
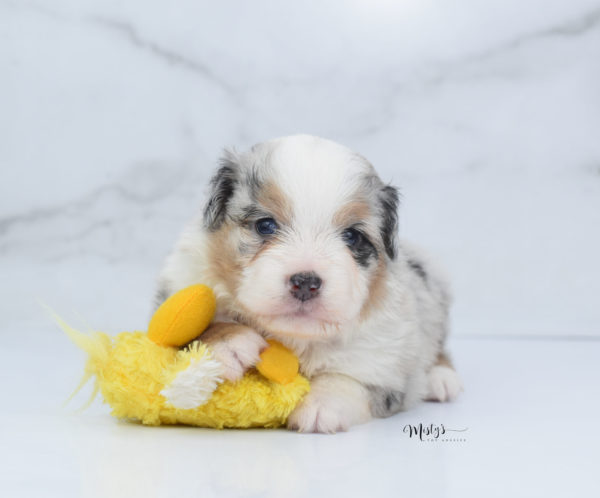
[289,272,322,302]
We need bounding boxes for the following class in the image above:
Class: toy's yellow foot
[148,284,216,347]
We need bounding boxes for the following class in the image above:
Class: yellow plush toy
[61,285,310,428]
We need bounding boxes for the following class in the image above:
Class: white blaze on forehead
[255,135,372,229]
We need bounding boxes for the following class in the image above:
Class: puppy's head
[204,135,399,341]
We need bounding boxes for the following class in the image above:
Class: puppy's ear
[203,152,239,231]
[379,185,400,259]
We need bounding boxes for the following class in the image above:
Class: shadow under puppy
[155,134,462,433]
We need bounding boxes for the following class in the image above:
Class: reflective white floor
[2,337,598,498]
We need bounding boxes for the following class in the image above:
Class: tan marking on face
[333,200,371,228]
[249,238,277,264]
[256,181,293,225]
[360,258,388,320]
[206,224,243,296]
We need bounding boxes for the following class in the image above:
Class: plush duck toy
[60,285,310,428]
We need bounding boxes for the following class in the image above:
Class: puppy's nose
[289,272,322,302]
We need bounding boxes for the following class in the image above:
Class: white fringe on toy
[161,345,225,409]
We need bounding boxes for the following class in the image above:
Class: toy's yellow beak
[257,340,300,385]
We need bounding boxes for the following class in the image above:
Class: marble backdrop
[2,0,600,341]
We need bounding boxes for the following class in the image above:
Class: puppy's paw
[287,394,349,434]
[204,325,268,382]
[426,365,463,402]
[287,374,371,434]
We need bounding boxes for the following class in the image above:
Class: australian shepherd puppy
[155,134,462,433]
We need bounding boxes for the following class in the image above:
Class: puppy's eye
[342,228,362,246]
[255,218,278,235]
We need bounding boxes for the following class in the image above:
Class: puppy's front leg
[199,322,268,382]
[287,373,371,434]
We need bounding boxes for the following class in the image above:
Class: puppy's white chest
[293,335,409,388]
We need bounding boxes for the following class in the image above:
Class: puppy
[155,135,462,433]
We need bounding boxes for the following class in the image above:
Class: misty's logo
[403,423,468,442]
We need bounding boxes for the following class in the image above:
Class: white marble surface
[2,337,599,498]
[2,0,600,337]
[2,0,600,338]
